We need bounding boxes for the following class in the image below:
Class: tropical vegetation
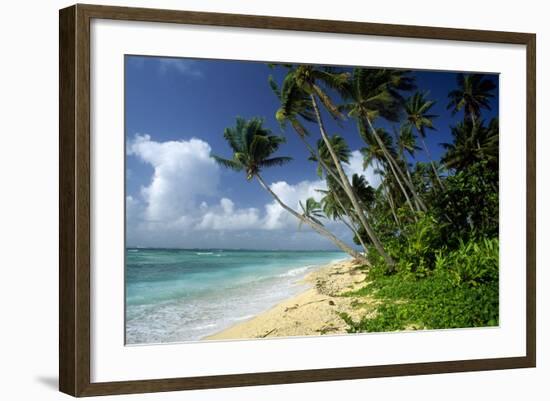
[214,67,499,332]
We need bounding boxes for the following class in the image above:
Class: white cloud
[263,179,326,230]
[158,58,203,78]
[126,135,369,249]
[128,134,219,221]
[196,198,261,231]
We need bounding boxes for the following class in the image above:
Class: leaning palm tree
[404,91,443,189]
[270,73,354,215]
[345,68,427,213]
[360,126,417,215]
[372,164,401,226]
[273,65,394,268]
[269,74,318,155]
[393,124,422,210]
[311,137,378,253]
[447,73,496,124]
[213,117,365,261]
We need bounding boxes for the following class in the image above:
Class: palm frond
[211,155,244,172]
[259,156,293,168]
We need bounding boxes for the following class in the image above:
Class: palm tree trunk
[295,129,346,190]
[419,135,444,190]
[382,158,417,217]
[342,218,369,253]
[393,130,422,212]
[292,120,387,231]
[403,159,421,211]
[255,174,367,263]
[379,170,400,227]
[384,184,400,226]
[376,160,400,225]
[363,117,428,212]
[291,123,369,254]
[332,191,369,253]
[309,94,394,269]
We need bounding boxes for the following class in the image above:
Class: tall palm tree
[404,91,443,189]
[393,124,422,210]
[270,73,349,209]
[274,65,394,268]
[345,68,428,213]
[373,164,400,226]
[269,74,317,148]
[360,126,417,216]
[447,73,496,124]
[308,136,377,251]
[213,117,365,261]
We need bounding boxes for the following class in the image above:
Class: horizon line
[126,246,350,252]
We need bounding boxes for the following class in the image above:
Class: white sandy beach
[205,259,378,340]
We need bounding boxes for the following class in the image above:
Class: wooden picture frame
[59,3,536,397]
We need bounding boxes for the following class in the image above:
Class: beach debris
[259,328,277,338]
[284,304,299,312]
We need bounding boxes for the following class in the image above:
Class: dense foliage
[341,237,498,331]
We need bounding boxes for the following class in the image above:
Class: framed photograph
[59,4,536,397]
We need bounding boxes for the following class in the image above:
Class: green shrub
[343,237,499,332]
[394,214,442,277]
[367,214,443,277]
[435,237,499,287]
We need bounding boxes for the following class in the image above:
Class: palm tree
[351,173,376,208]
[270,73,351,211]
[360,126,417,216]
[310,135,351,178]
[345,68,428,213]
[447,74,496,124]
[393,124,422,210]
[299,198,324,229]
[273,65,394,268]
[318,174,375,253]
[213,117,366,261]
[441,118,499,171]
[269,73,317,149]
[395,123,420,160]
[322,189,369,253]
[373,165,400,226]
[308,135,378,251]
[404,91,443,189]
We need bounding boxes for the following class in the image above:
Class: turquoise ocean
[125,248,347,344]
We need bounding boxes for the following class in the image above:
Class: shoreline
[204,258,376,341]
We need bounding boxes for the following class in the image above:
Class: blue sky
[125,55,498,250]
